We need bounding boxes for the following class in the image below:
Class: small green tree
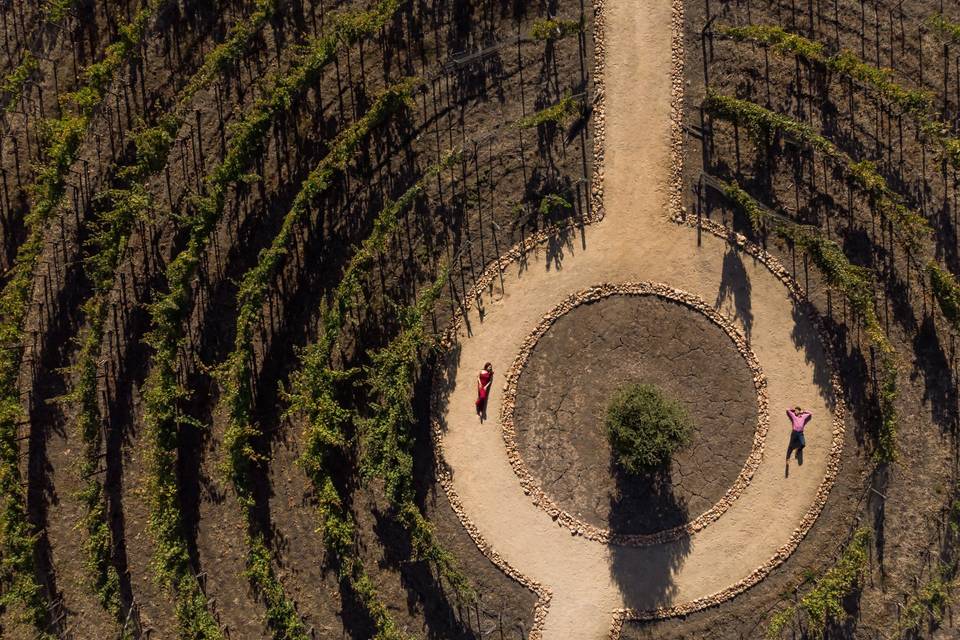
[605,383,691,473]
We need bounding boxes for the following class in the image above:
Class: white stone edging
[429,4,608,637]
[498,282,770,546]
[430,0,847,637]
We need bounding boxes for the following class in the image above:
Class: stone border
[589,0,607,225]
[606,219,848,636]
[499,283,770,546]
[429,3,608,638]
[606,0,847,633]
[430,0,847,637]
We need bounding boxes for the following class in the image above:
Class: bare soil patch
[512,294,758,535]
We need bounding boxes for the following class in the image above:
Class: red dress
[476,370,493,410]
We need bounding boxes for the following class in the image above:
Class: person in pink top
[786,406,811,463]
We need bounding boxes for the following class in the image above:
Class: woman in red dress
[476,362,494,418]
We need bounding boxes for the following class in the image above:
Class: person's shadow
[785,434,804,477]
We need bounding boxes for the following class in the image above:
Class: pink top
[787,409,811,432]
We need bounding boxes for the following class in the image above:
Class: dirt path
[432,1,844,638]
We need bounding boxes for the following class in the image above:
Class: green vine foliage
[703,91,837,155]
[141,2,406,635]
[722,181,899,461]
[284,153,458,639]
[45,0,75,24]
[0,2,163,633]
[71,182,157,619]
[720,25,933,116]
[179,0,277,107]
[65,0,275,623]
[704,91,930,253]
[221,79,416,490]
[766,528,871,638]
[517,92,580,129]
[538,193,573,217]
[719,24,960,169]
[721,178,770,231]
[356,267,471,594]
[896,574,953,637]
[929,262,960,331]
[2,52,38,113]
[216,80,416,639]
[721,24,827,60]
[64,1,163,116]
[705,95,960,457]
[797,527,871,631]
[927,14,960,44]
[530,17,582,41]
[786,224,899,462]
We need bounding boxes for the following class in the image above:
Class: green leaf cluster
[720,25,932,115]
[929,262,960,331]
[2,52,38,113]
[721,176,769,231]
[244,534,309,640]
[517,92,580,129]
[896,573,953,637]
[767,528,871,638]
[538,193,572,216]
[44,0,75,24]
[605,383,692,473]
[721,24,827,60]
[179,0,278,107]
[63,2,162,116]
[703,91,836,154]
[530,17,582,42]
[927,14,960,44]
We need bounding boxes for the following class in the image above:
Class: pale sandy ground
[435,0,841,638]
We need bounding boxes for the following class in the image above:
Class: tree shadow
[868,463,890,576]
[911,315,959,437]
[371,510,481,640]
[608,534,692,613]
[715,243,754,340]
[608,460,692,611]
[788,300,838,405]
[607,463,689,536]
[820,314,878,452]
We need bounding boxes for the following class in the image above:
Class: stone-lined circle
[511,293,761,536]
[500,283,770,546]
[429,0,848,636]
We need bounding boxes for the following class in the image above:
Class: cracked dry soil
[512,294,759,535]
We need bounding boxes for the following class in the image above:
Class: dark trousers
[787,430,805,459]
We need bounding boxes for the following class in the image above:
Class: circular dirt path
[432,1,843,638]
